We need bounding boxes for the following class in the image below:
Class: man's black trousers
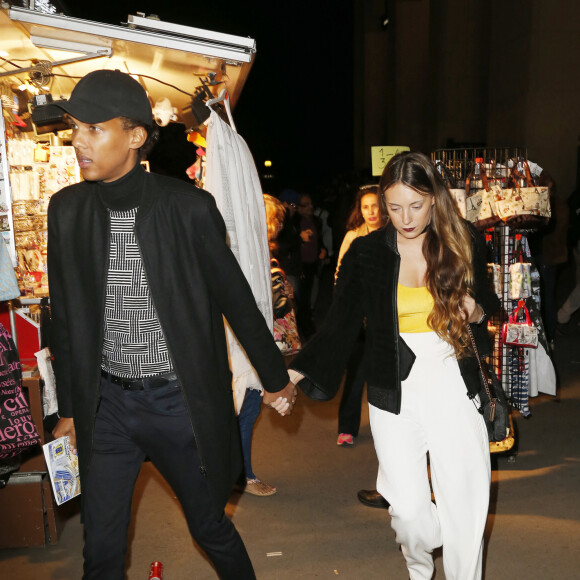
[82,375,255,579]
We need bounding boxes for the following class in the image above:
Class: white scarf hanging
[204,109,273,414]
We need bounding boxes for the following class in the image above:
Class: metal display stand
[433,146,552,457]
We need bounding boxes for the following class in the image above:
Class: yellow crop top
[397,284,434,333]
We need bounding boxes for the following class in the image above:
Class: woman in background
[235,195,287,497]
[335,185,388,446]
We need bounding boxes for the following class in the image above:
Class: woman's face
[384,183,434,241]
[360,193,380,231]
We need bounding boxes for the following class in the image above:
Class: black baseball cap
[50,69,153,125]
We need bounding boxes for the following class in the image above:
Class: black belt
[101,369,178,391]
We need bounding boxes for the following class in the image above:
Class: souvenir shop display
[465,161,502,230]
[495,161,551,229]
[502,300,539,348]
[5,135,81,297]
[433,147,558,447]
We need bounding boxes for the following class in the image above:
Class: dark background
[57,0,355,193]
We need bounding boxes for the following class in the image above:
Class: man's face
[67,116,144,182]
[298,195,313,217]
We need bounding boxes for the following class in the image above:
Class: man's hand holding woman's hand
[262,381,297,416]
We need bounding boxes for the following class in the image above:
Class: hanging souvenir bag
[0,240,20,302]
[271,259,302,355]
[502,299,538,348]
[508,261,532,299]
[465,161,502,230]
[487,263,502,297]
[466,323,512,445]
[436,162,467,218]
[0,323,41,460]
[495,160,551,230]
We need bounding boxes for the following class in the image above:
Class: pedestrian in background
[335,184,387,447]
[276,189,302,302]
[294,192,327,339]
[233,194,288,498]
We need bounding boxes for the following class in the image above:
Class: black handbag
[466,323,511,443]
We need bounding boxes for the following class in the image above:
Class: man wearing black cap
[48,69,296,579]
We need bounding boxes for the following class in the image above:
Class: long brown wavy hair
[345,185,389,231]
[379,152,474,358]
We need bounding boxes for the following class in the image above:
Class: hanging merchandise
[502,299,539,348]
[204,103,273,413]
[435,161,466,218]
[465,159,502,230]
[509,346,531,416]
[508,261,532,299]
[495,160,551,229]
[432,147,558,436]
[0,237,19,301]
[0,322,41,460]
[524,297,557,397]
[5,134,80,297]
[487,263,502,298]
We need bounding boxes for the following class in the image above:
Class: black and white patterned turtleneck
[98,163,173,378]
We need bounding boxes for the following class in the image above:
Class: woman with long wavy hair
[290,152,500,579]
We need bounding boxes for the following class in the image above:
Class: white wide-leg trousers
[369,332,491,580]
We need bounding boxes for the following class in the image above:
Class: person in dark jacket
[275,189,302,301]
[290,152,499,580]
[293,192,327,339]
[48,70,296,580]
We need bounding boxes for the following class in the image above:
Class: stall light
[264,160,272,167]
[17,81,40,95]
[30,34,113,56]
[10,7,256,63]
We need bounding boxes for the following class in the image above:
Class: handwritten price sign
[371,146,410,176]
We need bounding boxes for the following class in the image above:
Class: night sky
[59,0,355,193]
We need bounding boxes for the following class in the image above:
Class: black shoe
[357,489,390,509]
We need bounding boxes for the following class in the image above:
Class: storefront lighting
[29,35,113,56]
[10,7,256,63]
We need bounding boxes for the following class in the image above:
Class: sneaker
[244,478,277,496]
[337,433,354,446]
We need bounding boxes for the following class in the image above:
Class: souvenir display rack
[432,147,549,425]
[432,146,528,189]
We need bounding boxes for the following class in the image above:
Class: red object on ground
[148,561,163,580]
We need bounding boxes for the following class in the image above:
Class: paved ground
[2,320,579,579]
[2,256,579,579]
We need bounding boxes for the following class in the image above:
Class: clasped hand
[262,381,297,416]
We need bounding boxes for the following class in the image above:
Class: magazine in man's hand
[43,436,81,505]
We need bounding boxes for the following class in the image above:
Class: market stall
[0,5,257,547]
[432,147,558,454]
[0,4,255,351]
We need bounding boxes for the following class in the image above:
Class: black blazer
[291,222,500,414]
